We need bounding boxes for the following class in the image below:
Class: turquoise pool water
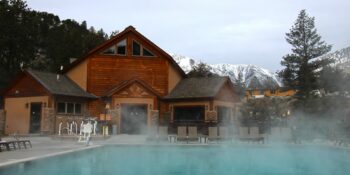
[1,145,350,175]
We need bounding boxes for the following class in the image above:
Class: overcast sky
[26,0,350,72]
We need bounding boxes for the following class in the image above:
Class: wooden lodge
[1,26,240,135]
[245,87,297,99]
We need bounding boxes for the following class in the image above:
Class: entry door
[29,103,42,133]
[121,104,148,134]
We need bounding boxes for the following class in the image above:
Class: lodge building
[1,26,239,135]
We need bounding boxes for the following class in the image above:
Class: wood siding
[214,81,238,103]
[85,32,177,117]
[66,59,88,90]
[4,74,49,97]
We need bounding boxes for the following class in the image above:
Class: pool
[1,145,350,175]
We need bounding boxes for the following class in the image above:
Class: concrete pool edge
[0,145,102,168]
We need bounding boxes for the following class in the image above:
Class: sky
[26,0,350,72]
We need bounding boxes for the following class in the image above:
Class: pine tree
[279,10,332,97]
[187,62,218,78]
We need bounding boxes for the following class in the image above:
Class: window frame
[56,102,83,115]
[116,39,127,56]
[131,40,155,57]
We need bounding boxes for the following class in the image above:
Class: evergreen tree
[279,10,332,97]
[233,72,246,98]
[0,0,107,89]
[187,62,218,78]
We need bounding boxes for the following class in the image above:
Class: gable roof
[25,69,96,98]
[103,78,162,97]
[164,76,231,100]
[62,25,186,77]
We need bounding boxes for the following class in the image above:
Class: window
[217,106,231,124]
[132,41,141,56]
[100,39,126,55]
[57,103,66,113]
[101,45,116,55]
[116,39,126,55]
[75,103,81,114]
[132,40,155,57]
[67,103,74,114]
[57,102,82,115]
[143,48,154,56]
[173,106,205,122]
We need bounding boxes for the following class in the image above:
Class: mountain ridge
[171,54,281,89]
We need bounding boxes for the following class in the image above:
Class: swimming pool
[1,145,350,175]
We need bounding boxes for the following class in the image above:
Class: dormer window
[132,40,154,57]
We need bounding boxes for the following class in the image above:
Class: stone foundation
[0,110,5,135]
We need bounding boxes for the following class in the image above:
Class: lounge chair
[208,127,219,143]
[146,126,158,141]
[249,127,264,143]
[187,126,198,143]
[12,134,32,149]
[158,126,168,141]
[270,127,281,141]
[239,127,250,141]
[219,127,230,141]
[280,127,292,142]
[177,126,187,142]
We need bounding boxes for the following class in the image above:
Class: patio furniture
[249,127,264,143]
[158,126,168,141]
[239,127,250,141]
[208,127,219,143]
[0,140,18,152]
[219,127,230,141]
[187,126,199,143]
[177,126,187,142]
[146,126,158,141]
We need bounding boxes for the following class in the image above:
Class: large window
[132,41,141,56]
[57,102,82,115]
[132,40,154,57]
[217,106,231,124]
[116,39,126,55]
[100,39,126,55]
[173,106,205,122]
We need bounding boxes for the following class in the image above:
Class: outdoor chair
[249,127,264,143]
[270,127,281,141]
[187,126,199,143]
[146,126,158,141]
[208,127,219,143]
[177,126,187,142]
[239,127,250,141]
[280,127,292,142]
[12,134,32,149]
[158,126,168,141]
[219,127,230,141]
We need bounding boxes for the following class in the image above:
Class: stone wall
[0,110,5,135]
[41,108,55,134]
[150,110,159,127]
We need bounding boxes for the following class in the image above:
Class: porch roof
[164,76,230,100]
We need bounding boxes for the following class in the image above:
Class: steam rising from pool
[1,145,350,175]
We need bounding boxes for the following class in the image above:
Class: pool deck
[0,135,148,167]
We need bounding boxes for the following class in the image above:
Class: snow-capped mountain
[319,46,350,73]
[171,54,281,89]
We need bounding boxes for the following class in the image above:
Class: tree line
[0,0,109,90]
